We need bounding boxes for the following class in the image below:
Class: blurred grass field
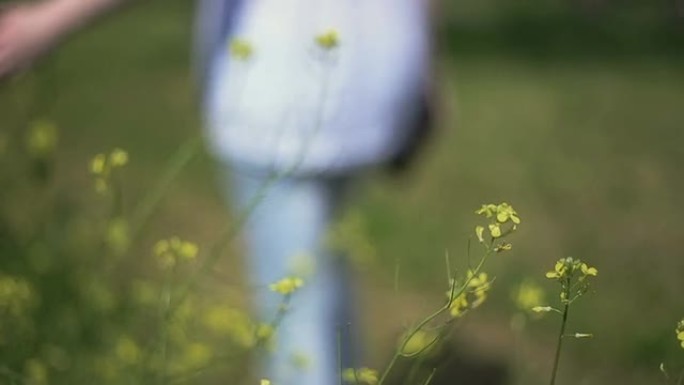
[1,0,684,384]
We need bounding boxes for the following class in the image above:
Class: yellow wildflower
[494,242,513,253]
[475,204,497,218]
[580,263,598,277]
[184,343,213,368]
[513,280,545,311]
[256,323,275,342]
[488,223,502,238]
[315,29,340,50]
[546,260,568,279]
[343,367,378,385]
[109,148,129,167]
[24,359,48,385]
[447,271,490,318]
[475,226,485,243]
[106,217,130,255]
[115,336,141,365]
[449,292,469,318]
[495,202,521,224]
[153,236,200,269]
[89,148,129,193]
[230,38,253,60]
[269,277,304,295]
[178,241,199,260]
[26,120,58,157]
[90,154,107,175]
[0,275,34,316]
[154,239,170,256]
[290,351,311,370]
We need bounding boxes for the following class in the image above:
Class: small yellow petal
[230,38,253,60]
[154,240,169,256]
[90,154,106,174]
[110,148,129,167]
[475,226,485,243]
[179,242,199,260]
[315,29,340,50]
[488,223,502,238]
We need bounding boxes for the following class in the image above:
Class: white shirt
[205,0,430,174]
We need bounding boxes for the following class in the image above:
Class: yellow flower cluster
[328,209,376,270]
[90,148,129,193]
[255,323,275,346]
[475,202,519,251]
[342,367,379,385]
[230,38,253,61]
[315,29,340,50]
[545,257,598,281]
[513,280,545,312]
[449,271,490,318]
[541,257,598,308]
[106,217,130,255]
[476,202,521,225]
[115,336,141,365]
[0,275,33,316]
[289,351,311,370]
[26,120,58,158]
[24,359,48,385]
[153,237,199,269]
[677,319,684,349]
[202,306,256,348]
[268,277,304,295]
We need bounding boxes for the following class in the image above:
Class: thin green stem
[156,271,174,385]
[549,298,570,385]
[170,60,334,313]
[171,171,279,311]
[378,352,400,385]
[130,136,202,238]
[423,368,437,385]
[164,289,293,384]
[378,249,492,385]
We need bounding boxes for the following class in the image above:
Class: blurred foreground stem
[130,136,202,238]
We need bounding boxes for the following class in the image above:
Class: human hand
[0,2,66,78]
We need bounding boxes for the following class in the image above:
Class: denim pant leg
[227,168,357,385]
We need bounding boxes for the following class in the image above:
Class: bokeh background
[1,0,683,384]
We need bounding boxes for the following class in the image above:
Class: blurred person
[0,0,433,384]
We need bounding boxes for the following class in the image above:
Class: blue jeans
[227,167,358,385]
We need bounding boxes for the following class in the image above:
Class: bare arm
[0,0,127,77]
